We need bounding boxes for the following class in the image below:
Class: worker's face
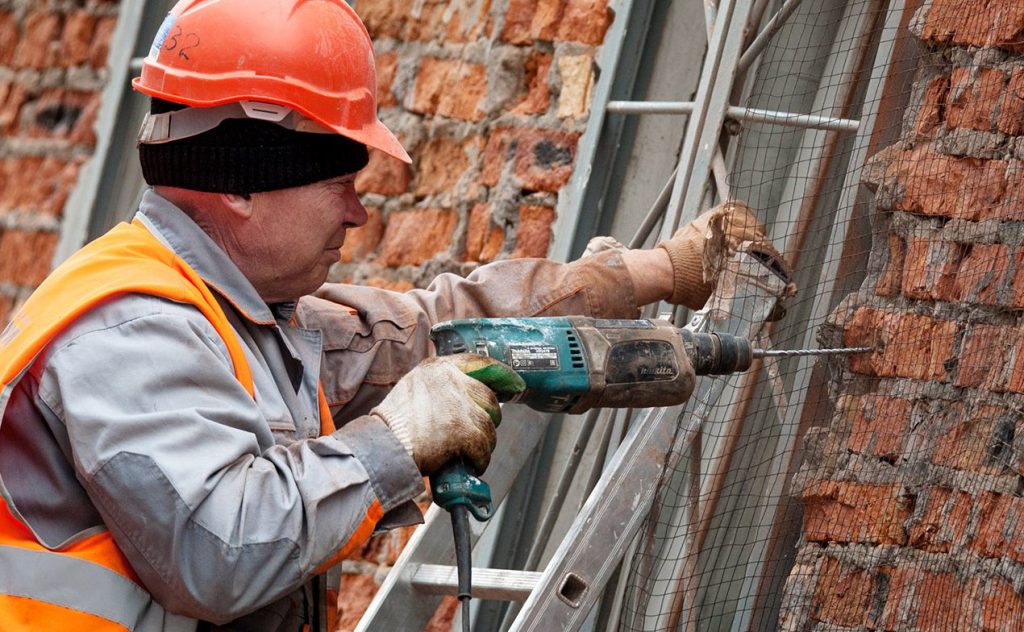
[242,174,367,302]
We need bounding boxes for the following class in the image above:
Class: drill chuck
[677,329,754,375]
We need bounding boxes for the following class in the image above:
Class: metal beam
[606,101,860,133]
[53,1,148,265]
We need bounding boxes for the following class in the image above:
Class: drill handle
[430,459,494,522]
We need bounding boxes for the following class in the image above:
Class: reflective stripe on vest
[0,546,194,632]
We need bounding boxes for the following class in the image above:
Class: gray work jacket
[0,190,641,630]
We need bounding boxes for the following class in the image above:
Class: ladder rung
[410,564,541,602]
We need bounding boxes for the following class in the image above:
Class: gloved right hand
[371,354,526,476]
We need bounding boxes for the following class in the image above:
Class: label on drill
[606,340,678,383]
[507,344,560,370]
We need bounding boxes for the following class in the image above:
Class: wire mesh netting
[608,0,1023,630]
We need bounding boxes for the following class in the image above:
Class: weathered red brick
[0,81,26,134]
[0,12,17,65]
[0,231,57,285]
[946,66,1005,132]
[374,52,400,109]
[997,67,1024,135]
[881,146,1019,221]
[954,243,1012,306]
[414,136,477,197]
[847,394,910,461]
[908,488,972,553]
[13,10,61,69]
[844,308,956,381]
[355,0,406,39]
[902,237,963,302]
[335,573,381,631]
[61,11,97,67]
[915,571,975,632]
[556,0,612,45]
[356,149,411,196]
[377,209,457,266]
[0,293,12,326]
[0,156,83,215]
[1013,248,1024,309]
[481,128,515,186]
[921,0,1024,52]
[812,557,875,627]
[932,404,1007,472]
[464,203,504,263]
[979,579,1024,632]
[915,74,950,136]
[972,491,1013,558]
[404,1,447,41]
[501,0,560,44]
[412,58,487,121]
[511,205,555,258]
[802,481,910,545]
[511,51,553,115]
[425,597,461,632]
[361,277,416,292]
[445,0,493,43]
[339,208,384,264]
[89,16,117,68]
[26,89,96,141]
[877,566,918,630]
[956,324,1017,389]
[512,128,580,192]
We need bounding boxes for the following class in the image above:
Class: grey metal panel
[53,0,147,265]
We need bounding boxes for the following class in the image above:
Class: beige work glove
[371,354,526,476]
[657,200,768,309]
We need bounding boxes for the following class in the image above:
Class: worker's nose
[343,190,368,228]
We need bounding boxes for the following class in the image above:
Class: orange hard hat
[132,0,410,164]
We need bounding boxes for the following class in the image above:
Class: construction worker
[0,1,771,630]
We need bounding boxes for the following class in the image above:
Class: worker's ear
[219,192,254,219]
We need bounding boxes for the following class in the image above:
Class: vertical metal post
[659,0,758,242]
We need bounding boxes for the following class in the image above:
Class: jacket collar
[134,189,279,325]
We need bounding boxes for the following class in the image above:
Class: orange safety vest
[0,220,377,631]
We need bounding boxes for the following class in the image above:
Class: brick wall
[781,1,1024,629]
[0,0,118,324]
[333,0,612,628]
[333,0,610,294]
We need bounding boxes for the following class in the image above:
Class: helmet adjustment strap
[138,101,333,145]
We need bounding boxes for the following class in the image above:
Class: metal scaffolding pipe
[737,0,806,72]
[606,101,860,133]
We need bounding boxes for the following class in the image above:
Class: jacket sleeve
[299,250,642,421]
[34,297,423,624]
